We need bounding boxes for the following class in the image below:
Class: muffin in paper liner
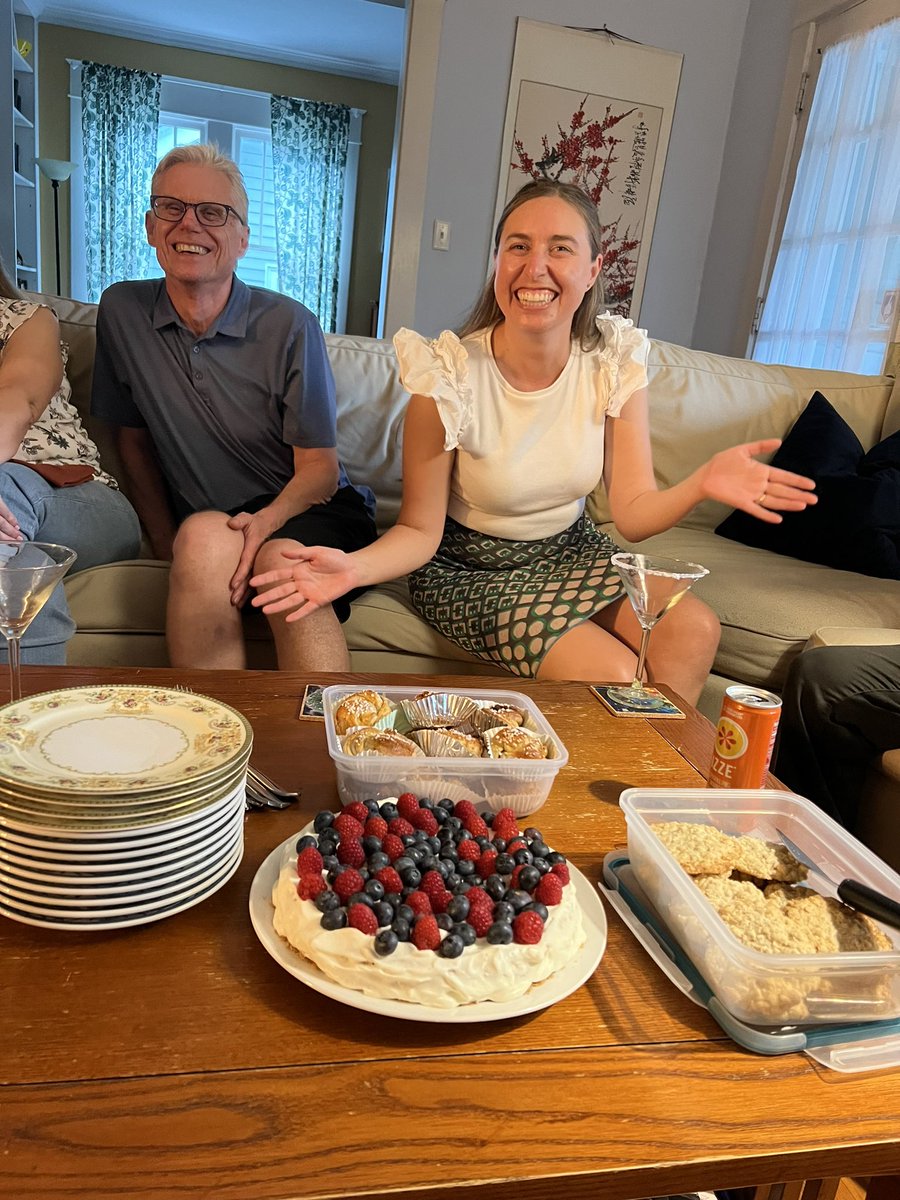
[340,727,425,758]
[399,692,481,729]
[333,689,395,735]
[483,726,551,760]
[411,728,485,758]
[467,702,526,733]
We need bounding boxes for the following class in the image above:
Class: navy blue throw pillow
[715,391,900,579]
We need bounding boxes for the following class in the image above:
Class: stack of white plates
[0,685,252,930]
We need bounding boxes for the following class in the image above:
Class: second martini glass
[608,551,709,708]
[0,542,77,702]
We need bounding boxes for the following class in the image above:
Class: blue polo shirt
[91,277,374,519]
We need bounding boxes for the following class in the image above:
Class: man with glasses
[91,143,376,670]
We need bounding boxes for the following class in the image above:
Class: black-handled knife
[776,828,900,933]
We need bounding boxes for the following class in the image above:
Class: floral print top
[0,298,117,489]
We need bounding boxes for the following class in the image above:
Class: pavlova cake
[271,794,585,1008]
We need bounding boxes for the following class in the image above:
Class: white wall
[405,0,791,351]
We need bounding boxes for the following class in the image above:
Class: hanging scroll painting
[495,20,683,321]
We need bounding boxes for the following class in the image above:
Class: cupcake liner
[399,693,481,729]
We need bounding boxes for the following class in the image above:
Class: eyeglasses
[150,195,246,227]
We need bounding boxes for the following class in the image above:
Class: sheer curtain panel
[81,61,162,303]
[270,96,350,332]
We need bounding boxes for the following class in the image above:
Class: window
[750,4,899,373]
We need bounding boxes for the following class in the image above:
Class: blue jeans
[0,463,142,664]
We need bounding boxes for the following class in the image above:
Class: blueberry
[400,866,422,888]
[493,901,515,923]
[486,920,514,945]
[295,834,317,853]
[362,834,383,856]
[374,930,399,956]
[517,865,541,892]
[357,868,369,882]
[391,917,411,941]
[368,851,390,873]
[400,833,416,847]
[348,891,373,908]
[432,807,447,826]
[364,798,380,814]
[546,851,565,866]
[513,848,534,866]
[381,802,399,821]
[447,895,470,922]
[505,888,531,912]
[438,798,455,812]
[531,857,550,875]
[318,836,339,856]
[396,903,414,923]
[394,856,415,874]
[406,845,425,865]
[525,900,549,921]
[439,933,464,958]
[529,840,550,860]
[468,874,483,887]
[320,908,347,930]
[457,860,474,877]
[474,835,491,851]
[313,811,335,833]
[445,871,462,891]
[445,816,463,833]
[315,889,340,913]
[322,855,339,874]
[524,826,542,841]
[453,922,477,946]
[457,829,473,843]
[454,879,471,894]
[435,912,453,931]
[484,874,506,901]
[364,879,385,900]
[373,900,395,927]
[441,846,459,864]
[495,853,515,876]
[414,829,430,843]
[428,835,442,852]
[492,837,507,853]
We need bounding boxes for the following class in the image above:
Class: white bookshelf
[1,0,40,286]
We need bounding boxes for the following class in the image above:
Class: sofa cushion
[587,341,896,533]
[603,524,900,691]
[715,393,900,579]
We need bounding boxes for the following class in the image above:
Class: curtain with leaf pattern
[270,95,350,332]
[81,61,161,303]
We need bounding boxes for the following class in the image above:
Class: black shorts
[230,485,377,623]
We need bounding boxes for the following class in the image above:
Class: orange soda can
[708,685,782,788]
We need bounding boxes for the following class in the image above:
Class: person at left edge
[90,143,376,670]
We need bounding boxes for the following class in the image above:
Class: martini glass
[0,542,77,702]
[608,551,709,707]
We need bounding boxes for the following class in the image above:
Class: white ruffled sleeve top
[393,312,649,541]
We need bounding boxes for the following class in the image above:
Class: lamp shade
[36,158,76,183]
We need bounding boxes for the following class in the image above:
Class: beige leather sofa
[44,292,900,717]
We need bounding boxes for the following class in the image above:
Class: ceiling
[33,0,407,84]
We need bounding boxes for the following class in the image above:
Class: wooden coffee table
[2,666,899,1200]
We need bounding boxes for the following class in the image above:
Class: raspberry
[419,869,446,900]
[374,866,403,894]
[492,809,519,839]
[464,813,490,838]
[457,838,480,862]
[510,863,527,887]
[388,816,415,838]
[296,872,327,900]
[343,801,369,825]
[467,903,494,937]
[476,849,498,878]
[406,890,433,916]
[536,873,563,906]
[348,903,378,935]
[333,812,364,839]
[337,837,365,867]
[397,792,420,821]
[412,914,441,951]
[412,807,439,836]
[364,816,389,840]
[506,837,528,855]
[297,846,324,874]
[464,886,490,909]
[513,910,544,944]
[453,800,477,822]
[333,868,364,903]
[551,861,571,885]
[431,889,453,914]
[382,834,406,861]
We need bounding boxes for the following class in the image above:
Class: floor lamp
[36,158,76,295]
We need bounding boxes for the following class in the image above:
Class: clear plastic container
[619,788,900,1027]
[322,685,568,815]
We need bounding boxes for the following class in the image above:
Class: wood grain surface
[2,667,899,1200]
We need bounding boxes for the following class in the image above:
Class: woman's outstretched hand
[250,545,358,621]
[698,439,817,523]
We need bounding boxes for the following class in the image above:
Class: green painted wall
[38,24,397,335]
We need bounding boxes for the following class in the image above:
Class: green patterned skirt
[408,514,626,678]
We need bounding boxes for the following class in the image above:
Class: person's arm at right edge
[114,426,178,560]
[251,393,452,620]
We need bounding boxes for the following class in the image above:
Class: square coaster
[590,684,685,719]
[298,684,325,720]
